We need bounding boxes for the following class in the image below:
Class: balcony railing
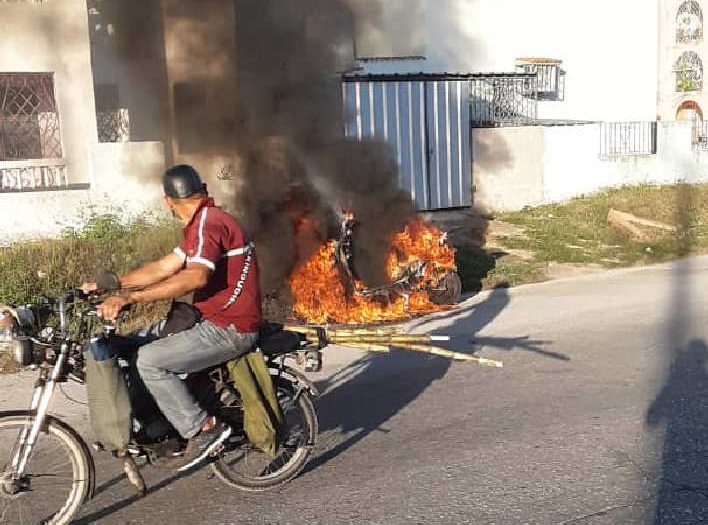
[0,160,68,191]
[469,73,538,127]
[600,122,657,157]
[693,121,708,151]
[515,59,566,101]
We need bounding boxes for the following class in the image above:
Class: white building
[351,0,659,122]
[0,0,706,238]
[0,0,166,240]
[0,0,240,240]
[347,0,708,211]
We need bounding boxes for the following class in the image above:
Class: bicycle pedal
[209,443,226,457]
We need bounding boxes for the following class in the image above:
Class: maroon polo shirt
[174,198,262,333]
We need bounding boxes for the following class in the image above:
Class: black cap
[163,165,204,199]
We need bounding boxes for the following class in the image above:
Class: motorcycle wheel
[428,271,462,305]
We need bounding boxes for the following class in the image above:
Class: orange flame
[290,219,456,324]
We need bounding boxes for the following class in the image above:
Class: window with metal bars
[0,73,63,161]
[469,74,538,127]
[515,59,566,102]
[677,0,703,43]
[675,51,704,92]
[600,122,657,157]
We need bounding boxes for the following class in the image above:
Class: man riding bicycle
[83,164,262,469]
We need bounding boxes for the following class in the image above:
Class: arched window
[676,100,704,121]
[677,0,704,43]
[675,51,704,91]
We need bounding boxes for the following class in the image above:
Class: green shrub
[455,246,497,293]
[0,213,180,307]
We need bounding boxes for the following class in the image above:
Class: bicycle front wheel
[0,412,94,525]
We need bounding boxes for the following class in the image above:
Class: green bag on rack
[227,352,283,458]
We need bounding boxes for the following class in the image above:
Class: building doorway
[676,100,703,121]
[676,100,707,147]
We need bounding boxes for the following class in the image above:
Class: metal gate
[342,74,472,211]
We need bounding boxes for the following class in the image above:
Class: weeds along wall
[0,213,180,308]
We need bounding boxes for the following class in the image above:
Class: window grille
[693,120,708,151]
[675,51,704,92]
[515,58,566,101]
[0,73,62,161]
[600,122,657,157]
[677,0,704,43]
[97,109,130,143]
[469,74,538,127]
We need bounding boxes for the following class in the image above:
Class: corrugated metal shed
[342,74,473,211]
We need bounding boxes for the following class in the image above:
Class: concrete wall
[0,0,98,184]
[0,188,91,241]
[87,0,170,143]
[90,142,166,208]
[357,0,659,122]
[0,1,168,241]
[0,142,166,241]
[162,0,239,208]
[473,127,545,211]
[474,122,708,212]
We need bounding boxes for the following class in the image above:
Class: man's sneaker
[177,417,232,472]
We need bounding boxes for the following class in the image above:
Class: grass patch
[496,184,708,268]
[450,184,708,292]
[482,256,546,289]
[0,213,180,310]
[3,184,704,324]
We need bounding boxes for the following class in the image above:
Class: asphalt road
[4,256,708,524]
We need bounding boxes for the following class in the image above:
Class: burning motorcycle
[291,215,462,324]
[335,214,462,307]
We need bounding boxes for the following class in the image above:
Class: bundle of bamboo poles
[283,324,503,368]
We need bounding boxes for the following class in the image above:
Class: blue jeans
[134,321,257,438]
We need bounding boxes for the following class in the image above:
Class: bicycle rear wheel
[0,412,94,525]
[212,377,317,491]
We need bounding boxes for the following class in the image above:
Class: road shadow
[73,464,190,524]
[308,284,565,474]
[648,339,708,524]
[308,284,512,473]
[647,185,708,524]
[408,285,566,362]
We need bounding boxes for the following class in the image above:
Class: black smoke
[88,0,417,296]
[231,0,415,293]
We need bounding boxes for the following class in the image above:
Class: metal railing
[515,63,565,101]
[600,122,657,157]
[469,73,538,127]
[693,121,708,151]
[0,163,68,191]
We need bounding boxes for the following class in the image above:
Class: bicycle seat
[259,330,301,356]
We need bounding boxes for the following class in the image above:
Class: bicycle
[0,289,322,524]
